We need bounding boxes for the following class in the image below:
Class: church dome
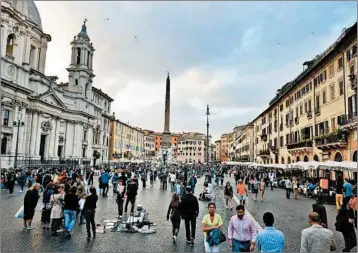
[4,0,42,29]
[27,1,42,29]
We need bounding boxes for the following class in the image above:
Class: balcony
[315,107,321,115]
[287,140,313,154]
[295,117,299,125]
[339,113,358,130]
[314,130,348,150]
[269,145,278,154]
[307,111,312,119]
[258,149,270,157]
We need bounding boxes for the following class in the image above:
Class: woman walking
[41,182,54,229]
[64,186,78,238]
[335,196,357,252]
[224,182,233,210]
[167,193,181,243]
[23,183,41,230]
[83,186,98,241]
[259,178,266,201]
[116,180,126,218]
[50,184,65,236]
[202,202,223,252]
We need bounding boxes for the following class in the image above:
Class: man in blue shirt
[256,212,285,252]
[343,178,353,197]
[100,170,111,197]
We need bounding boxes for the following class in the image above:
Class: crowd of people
[1,163,357,252]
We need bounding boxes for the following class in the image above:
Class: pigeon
[134,36,137,39]
[104,18,109,21]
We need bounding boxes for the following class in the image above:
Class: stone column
[24,109,33,155]
[1,26,7,57]
[16,34,25,67]
[22,34,31,66]
[47,117,56,158]
[18,106,27,155]
[29,111,38,156]
[65,121,75,157]
[34,112,42,156]
[81,48,86,65]
[38,42,47,73]
[89,54,93,69]
[10,103,20,154]
[53,119,61,157]
[32,47,39,69]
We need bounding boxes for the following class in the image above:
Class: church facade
[1,0,113,168]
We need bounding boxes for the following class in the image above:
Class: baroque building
[1,0,113,168]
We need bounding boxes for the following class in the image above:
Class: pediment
[38,92,67,108]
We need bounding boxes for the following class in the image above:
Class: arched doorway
[281,157,285,164]
[353,151,357,162]
[296,156,300,162]
[313,155,319,161]
[334,152,343,162]
[287,157,291,164]
[304,155,309,162]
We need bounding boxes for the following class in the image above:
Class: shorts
[252,189,258,194]
[238,195,246,201]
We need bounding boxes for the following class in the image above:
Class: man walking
[179,186,199,246]
[228,205,257,252]
[256,212,285,252]
[285,178,292,199]
[300,212,336,252]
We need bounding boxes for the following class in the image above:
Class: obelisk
[162,72,171,148]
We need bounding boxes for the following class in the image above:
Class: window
[1,136,7,154]
[320,70,327,83]
[280,136,284,147]
[315,95,320,109]
[347,44,357,62]
[322,90,327,104]
[280,104,283,111]
[331,118,336,131]
[308,100,312,111]
[300,104,303,115]
[339,81,344,96]
[330,85,335,101]
[350,64,355,75]
[87,51,90,67]
[83,130,87,141]
[304,102,308,113]
[338,57,343,70]
[2,109,9,126]
[329,64,334,77]
[75,79,78,85]
[77,48,81,64]
[85,83,88,97]
[6,34,15,56]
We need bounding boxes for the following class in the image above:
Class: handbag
[15,205,24,219]
[219,230,226,244]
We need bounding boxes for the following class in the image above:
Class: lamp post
[13,116,25,169]
[206,105,210,164]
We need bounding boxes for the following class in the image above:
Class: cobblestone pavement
[225,176,357,252]
[1,177,233,252]
[1,175,357,252]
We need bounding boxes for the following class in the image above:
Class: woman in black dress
[167,193,181,243]
[23,183,40,230]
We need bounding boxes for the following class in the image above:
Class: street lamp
[206,105,210,164]
[13,115,25,169]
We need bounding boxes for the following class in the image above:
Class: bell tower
[66,19,95,99]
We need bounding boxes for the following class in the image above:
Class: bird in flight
[104,18,109,21]
[134,36,137,39]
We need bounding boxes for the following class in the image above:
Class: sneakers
[173,235,176,243]
[27,226,35,230]
[190,237,195,246]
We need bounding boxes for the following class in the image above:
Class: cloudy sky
[36,1,356,141]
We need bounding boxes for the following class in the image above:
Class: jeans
[204,240,220,252]
[64,210,77,232]
[85,209,96,237]
[124,196,136,214]
[171,219,180,236]
[286,188,291,199]
[113,183,118,193]
[232,239,250,252]
[170,182,176,192]
[102,183,109,196]
[184,215,196,241]
[117,198,124,216]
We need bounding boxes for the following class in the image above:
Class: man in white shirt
[169,172,176,192]
[285,178,292,199]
